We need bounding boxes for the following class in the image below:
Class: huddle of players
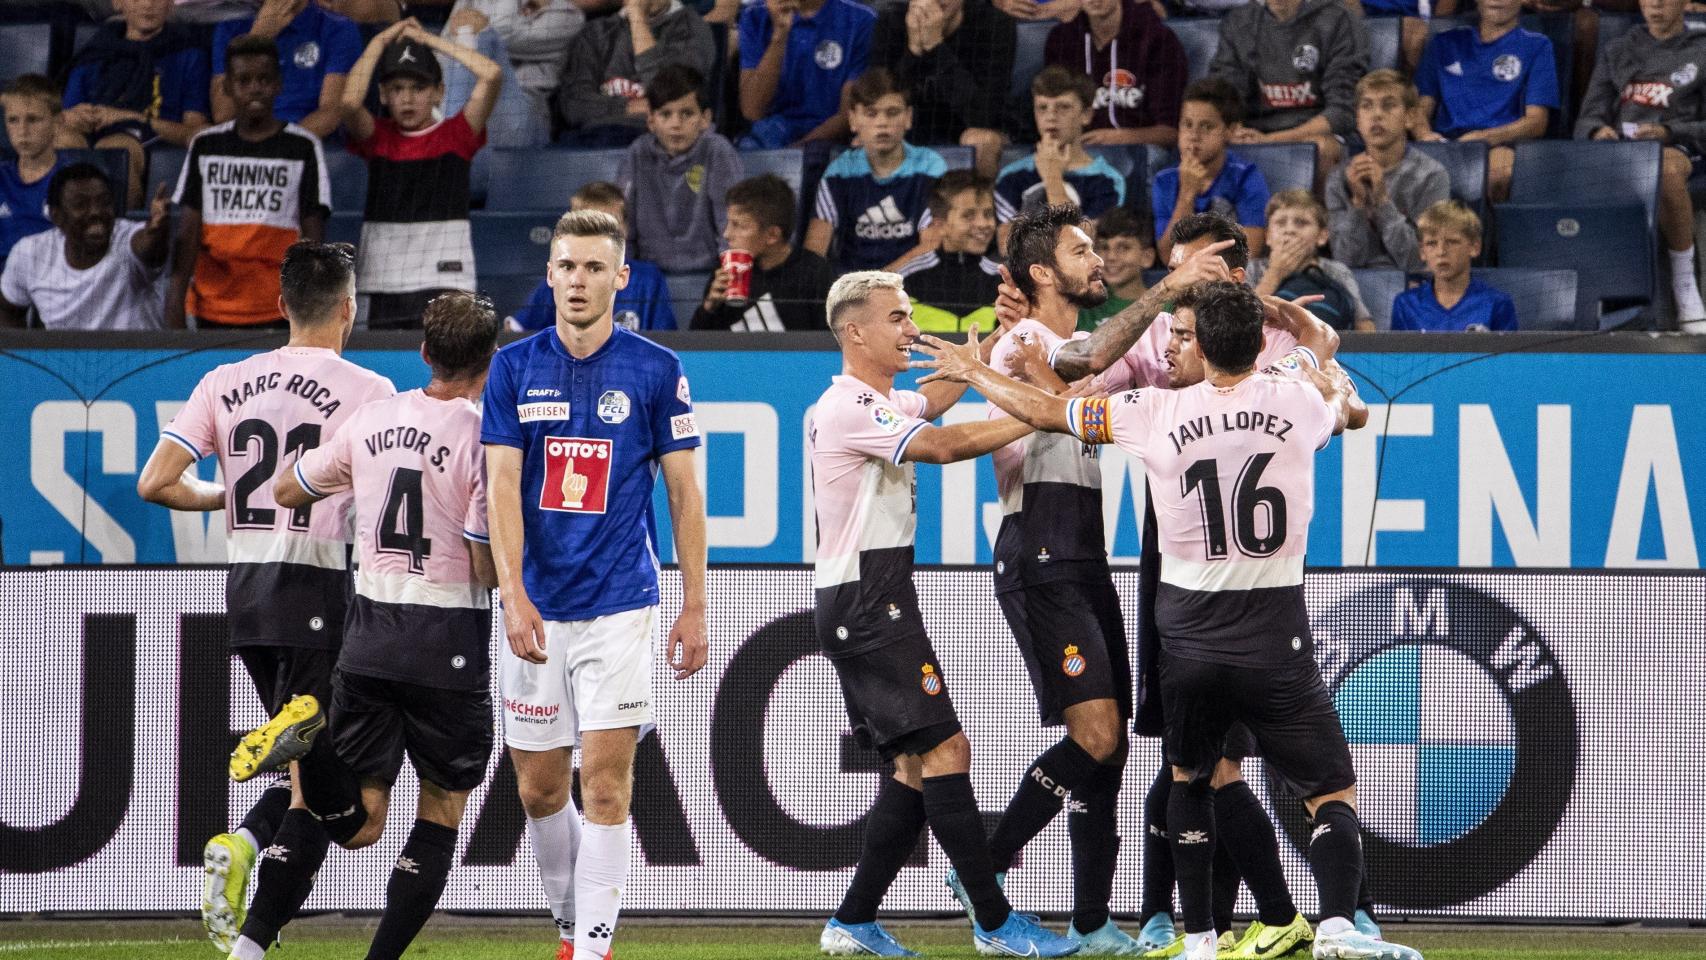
[138,207,706,960]
[810,206,1423,960]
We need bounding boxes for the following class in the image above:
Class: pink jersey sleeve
[463,446,490,543]
[162,372,222,460]
[294,425,354,498]
[893,389,930,420]
[830,389,931,465]
[1254,327,1299,369]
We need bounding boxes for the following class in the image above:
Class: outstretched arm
[912,328,1074,435]
[1051,238,1238,381]
[137,440,224,511]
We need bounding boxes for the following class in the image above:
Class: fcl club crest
[920,664,942,696]
[1062,645,1086,677]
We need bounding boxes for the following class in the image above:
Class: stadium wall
[2,331,1703,569]
[1,566,1701,921]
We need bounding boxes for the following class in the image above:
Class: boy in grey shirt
[619,65,742,272]
[1327,70,1450,272]
[556,0,714,147]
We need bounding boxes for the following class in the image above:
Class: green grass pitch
[2,918,1704,959]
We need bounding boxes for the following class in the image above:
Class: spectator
[806,69,946,272]
[1412,0,1557,202]
[556,0,714,147]
[59,0,211,204]
[995,66,1126,250]
[439,5,561,147]
[509,180,677,330]
[444,0,583,112]
[1576,0,1706,331]
[738,0,875,148]
[692,174,834,329]
[1327,70,1451,273]
[1,75,66,270]
[0,163,170,329]
[1392,199,1516,331]
[1043,0,1185,148]
[213,0,364,140]
[1209,0,1366,187]
[619,65,741,273]
[1247,189,1372,331]
[893,169,1001,330]
[995,0,1085,21]
[168,36,330,330]
[1076,204,1153,331]
[342,20,502,329]
[1152,77,1268,265]
[872,0,1016,178]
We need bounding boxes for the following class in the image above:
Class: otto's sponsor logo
[518,402,569,423]
[1261,80,1318,109]
[1621,82,1674,108]
[540,436,612,514]
[505,698,560,724]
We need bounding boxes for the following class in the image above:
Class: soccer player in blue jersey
[482,209,707,960]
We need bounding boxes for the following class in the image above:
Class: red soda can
[721,249,754,310]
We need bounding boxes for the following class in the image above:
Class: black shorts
[999,577,1133,726]
[827,632,962,761]
[1159,650,1355,800]
[238,645,336,716]
[331,670,494,792]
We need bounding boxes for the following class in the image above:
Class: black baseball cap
[378,39,441,85]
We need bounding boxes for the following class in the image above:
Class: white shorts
[499,605,656,750]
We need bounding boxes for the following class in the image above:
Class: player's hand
[1063,373,1105,400]
[501,591,548,664]
[994,264,1033,330]
[147,182,172,231]
[1261,293,1316,334]
[667,605,708,679]
[1007,330,1049,385]
[1161,238,1236,289]
[911,327,984,384]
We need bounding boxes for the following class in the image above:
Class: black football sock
[1211,840,1240,935]
[238,780,293,850]
[1306,801,1363,923]
[987,738,1101,870]
[923,773,1011,932]
[1357,853,1377,921]
[1068,761,1123,934]
[1139,764,1176,922]
[239,808,329,947]
[1215,781,1297,926]
[834,777,927,925]
[366,819,458,960]
[1166,778,1216,934]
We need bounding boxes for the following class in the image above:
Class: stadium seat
[1410,140,1488,213]
[1350,268,1408,331]
[1473,267,1579,330]
[472,211,557,318]
[1496,141,1661,327]
[741,148,804,202]
[1086,145,1147,192]
[483,148,624,212]
[0,23,52,87]
[1008,19,1053,103]
[1231,143,1316,195]
[666,271,710,319]
[145,146,187,209]
[324,210,362,246]
[934,145,975,171]
[323,149,369,213]
[1366,16,1401,72]
[1170,18,1220,83]
[1594,12,1641,51]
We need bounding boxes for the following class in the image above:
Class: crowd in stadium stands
[1,0,1704,333]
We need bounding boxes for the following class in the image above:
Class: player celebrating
[914,281,1422,960]
[272,292,501,960]
[810,271,1078,959]
[482,210,708,960]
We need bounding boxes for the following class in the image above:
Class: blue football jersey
[1416,25,1559,139]
[480,327,701,621]
[994,154,1125,224]
[815,143,946,271]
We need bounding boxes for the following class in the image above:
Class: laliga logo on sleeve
[540,436,613,514]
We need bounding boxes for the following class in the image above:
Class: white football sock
[1669,247,1705,322]
[526,806,581,943]
[573,819,631,960]
[229,935,266,960]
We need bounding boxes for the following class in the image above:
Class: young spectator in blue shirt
[1391,199,1517,331]
[511,181,677,331]
[805,69,945,272]
[737,0,874,148]
[1,76,66,270]
[59,0,210,205]
[995,66,1126,252]
[1152,77,1269,265]
[212,0,364,139]
[1412,0,1557,201]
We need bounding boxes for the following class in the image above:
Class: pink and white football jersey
[1094,314,1301,392]
[809,375,930,592]
[163,346,395,648]
[294,389,492,689]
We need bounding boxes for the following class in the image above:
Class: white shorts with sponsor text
[499,605,657,750]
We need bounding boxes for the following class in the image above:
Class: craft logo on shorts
[598,390,631,424]
[540,436,612,514]
[1062,644,1085,677]
[293,41,321,69]
[815,40,844,70]
[1272,581,1578,910]
[871,405,905,433]
[1492,54,1523,83]
[919,663,942,696]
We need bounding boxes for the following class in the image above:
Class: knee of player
[341,812,387,850]
[579,790,631,825]
[1661,148,1692,184]
[515,779,572,820]
[1209,758,1244,790]
[924,731,972,772]
[1069,724,1122,764]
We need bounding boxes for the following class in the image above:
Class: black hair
[849,66,909,109]
[1182,76,1244,126]
[927,169,993,222]
[726,174,797,240]
[1174,281,1263,373]
[225,34,280,75]
[645,63,709,111]
[47,162,113,212]
[1168,212,1249,270]
[1095,205,1152,245]
[422,292,500,377]
[1005,203,1088,299]
[279,242,357,324]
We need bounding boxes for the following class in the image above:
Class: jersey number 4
[1181,453,1287,559]
[231,419,321,530]
[378,467,434,574]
